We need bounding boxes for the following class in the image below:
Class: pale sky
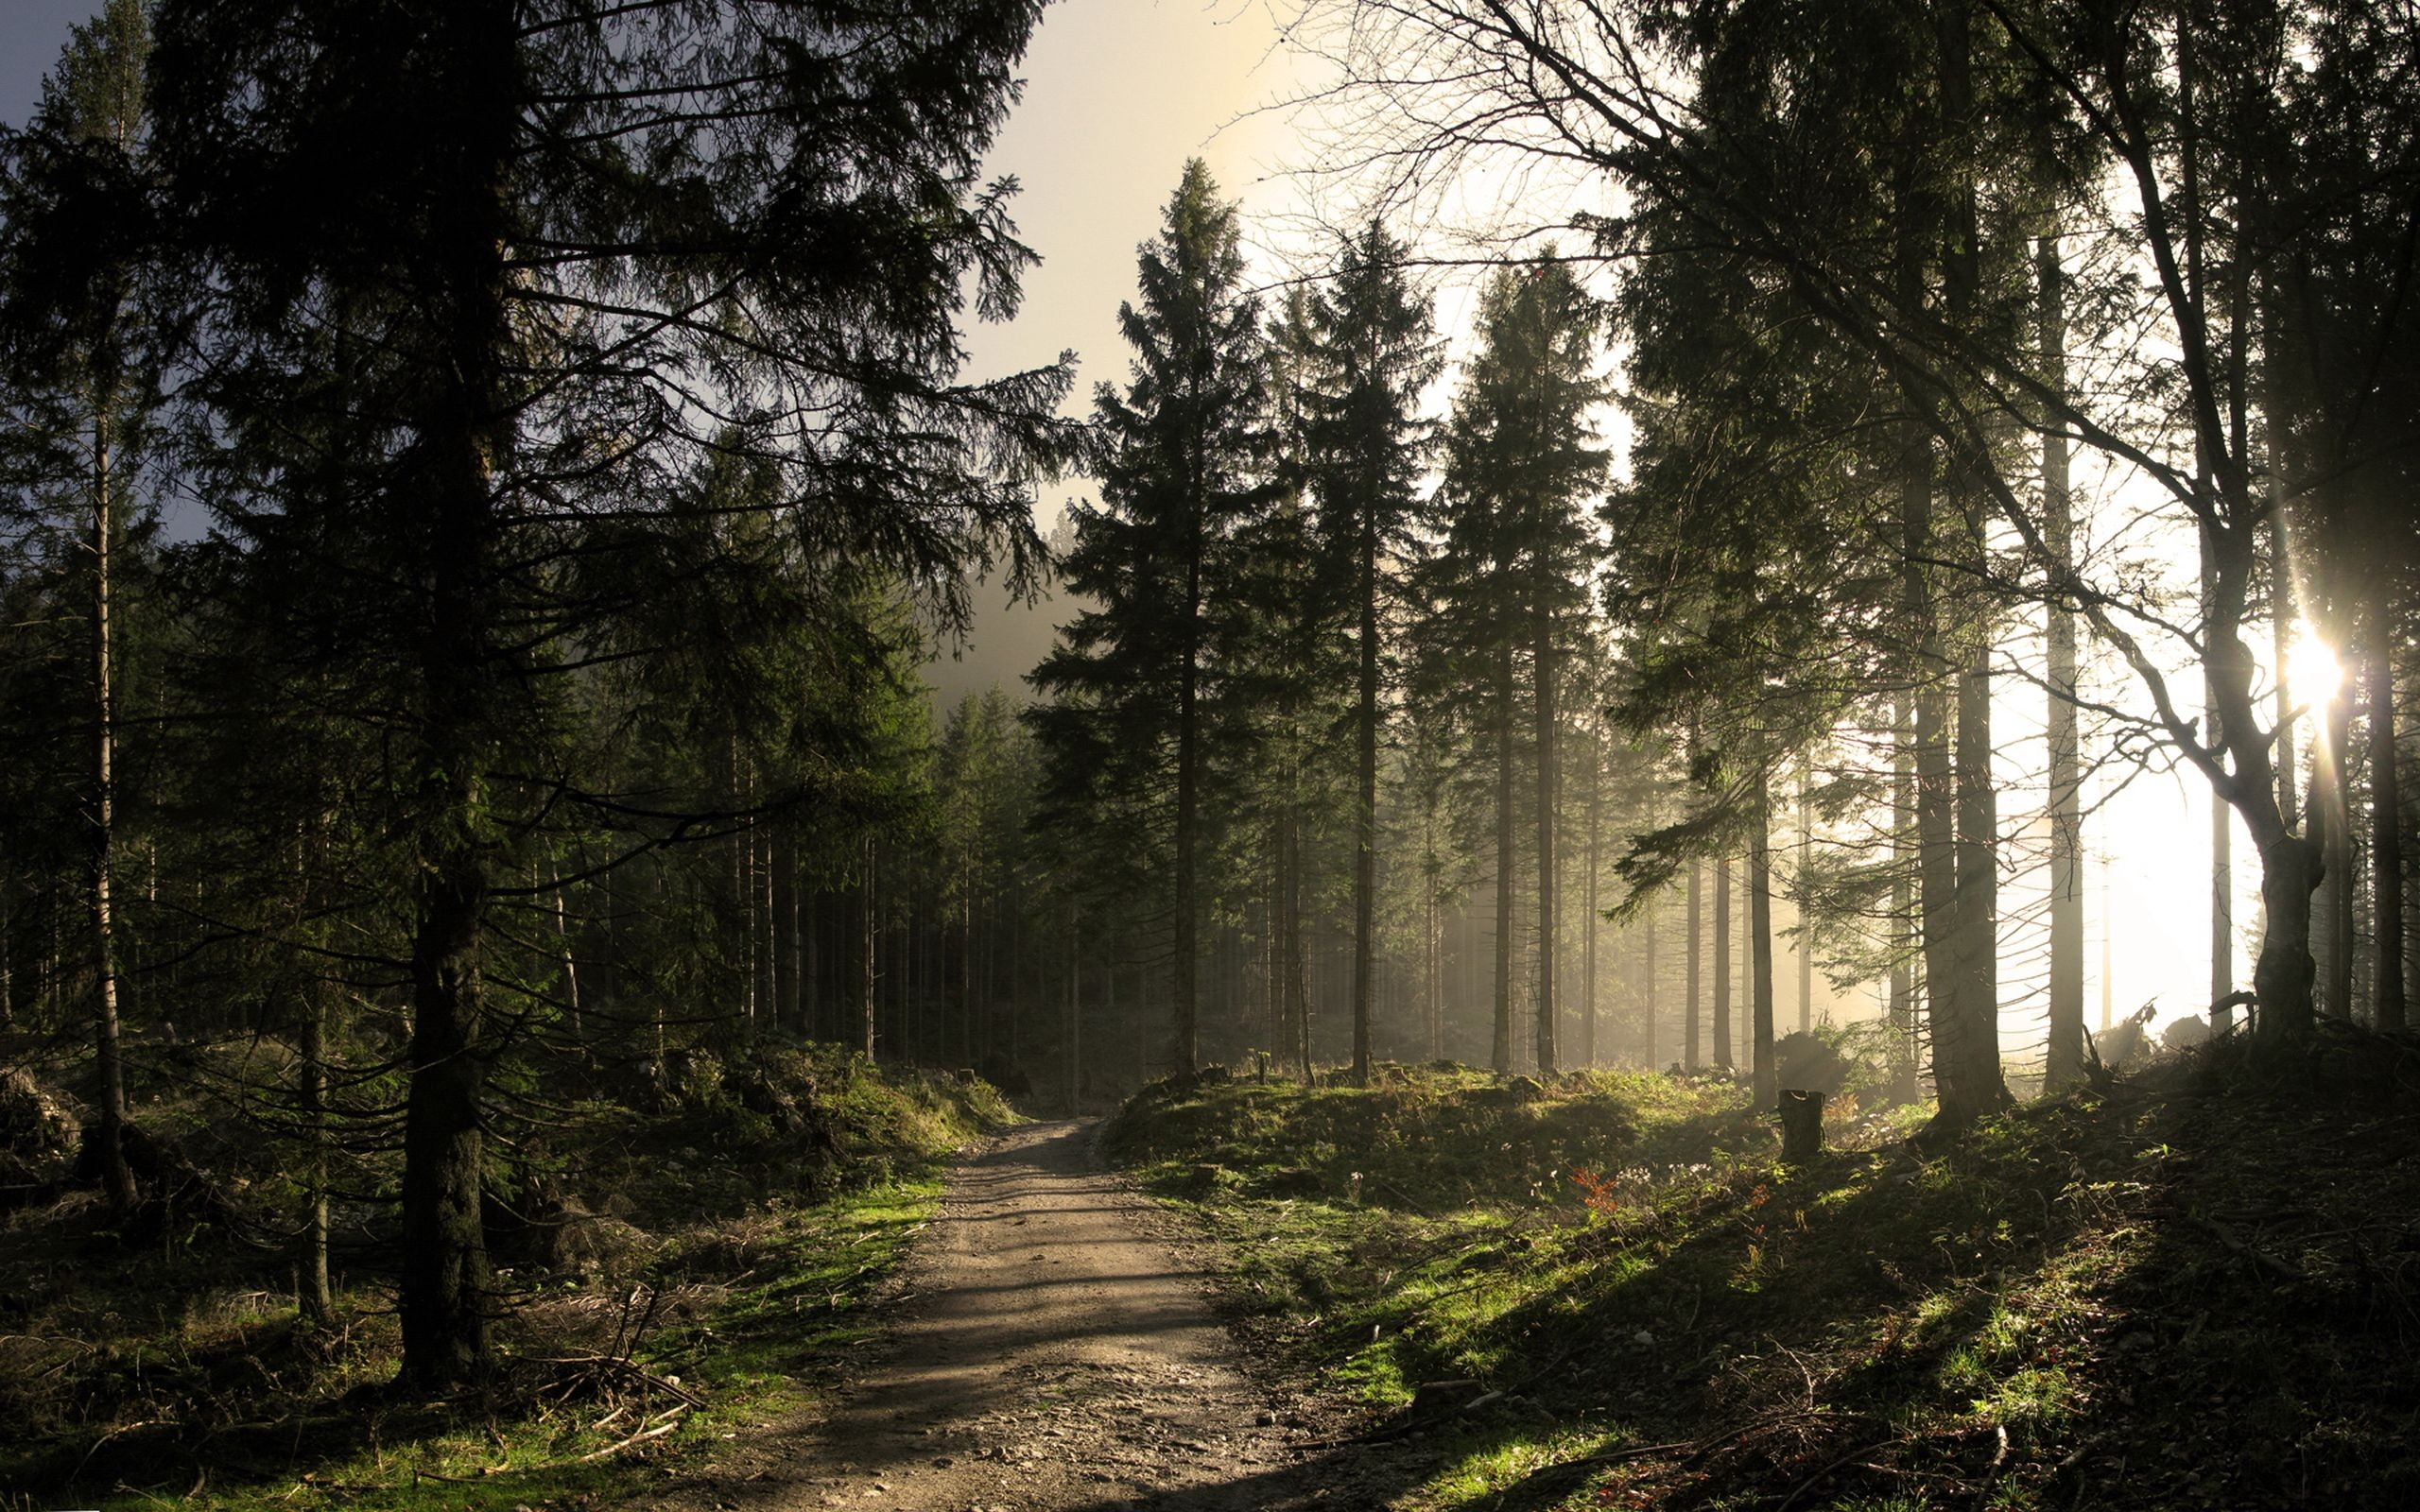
[962,0,1303,406]
[1,0,107,128]
[935,0,1310,711]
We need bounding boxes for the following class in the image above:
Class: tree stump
[1779,1089,1824,1163]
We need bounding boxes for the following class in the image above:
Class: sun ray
[2286,624,2343,710]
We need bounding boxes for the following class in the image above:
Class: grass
[0,1040,1011,1510]
[1108,1037,2420,1510]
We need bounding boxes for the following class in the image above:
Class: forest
[0,0,2414,1508]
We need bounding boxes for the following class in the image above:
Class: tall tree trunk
[2204,520,2234,1014]
[2269,379,2298,836]
[2176,26,2236,1025]
[1685,856,1703,1073]
[1424,888,1438,1059]
[90,404,135,1219]
[802,885,820,1040]
[2316,693,2354,1017]
[1932,0,2008,1130]
[1493,645,1515,1073]
[299,954,334,1324]
[2242,281,2324,1040]
[2371,583,2406,1029]
[1583,727,1600,1068]
[1794,763,1811,1034]
[1939,609,2009,1123]
[1009,892,1025,1067]
[1739,862,1754,1068]
[1351,516,1379,1085]
[728,735,751,1030]
[1066,904,1080,1113]
[1911,597,1957,1085]
[1174,548,1201,1080]
[772,824,799,1033]
[1106,945,1123,1089]
[1641,901,1656,1068]
[1889,691,1917,1100]
[1533,599,1557,1076]
[399,18,517,1382]
[752,825,772,1034]
[1712,855,1732,1072]
[2040,238,2087,1083]
[1893,138,1962,1119]
[959,892,974,1064]
[1284,810,1310,1079]
[850,836,875,1057]
[1750,774,1777,1111]
[401,855,491,1387]
[2256,827,2324,1038]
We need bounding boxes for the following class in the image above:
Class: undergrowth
[1110,1040,2420,1510]
[0,1041,1011,1510]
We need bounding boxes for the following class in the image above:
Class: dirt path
[670,1119,1422,1511]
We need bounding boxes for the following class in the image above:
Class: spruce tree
[1427,261,1605,1074]
[0,0,161,1221]
[1293,220,1439,1085]
[1031,159,1270,1080]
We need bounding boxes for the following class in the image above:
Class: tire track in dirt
[663,1118,1425,1511]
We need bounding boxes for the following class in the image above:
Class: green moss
[1107,1054,2420,1511]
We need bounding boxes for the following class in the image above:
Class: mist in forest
[0,3,2411,1482]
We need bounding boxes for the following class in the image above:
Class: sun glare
[2287,627,2344,708]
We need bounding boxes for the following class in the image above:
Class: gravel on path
[651,1118,1427,1512]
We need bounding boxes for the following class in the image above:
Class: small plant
[1571,1166,1624,1220]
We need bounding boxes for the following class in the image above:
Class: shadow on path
[677,1119,1433,1511]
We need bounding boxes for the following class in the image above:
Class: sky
[0,0,2258,1049]
[932,0,1305,710]
[1,0,105,129]
[959,0,1302,408]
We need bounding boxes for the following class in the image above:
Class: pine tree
[1426,260,1605,1074]
[0,0,161,1221]
[1293,220,1439,1085]
[1031,159,1271,1080]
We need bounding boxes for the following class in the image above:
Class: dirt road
[674,1119,1420,1511]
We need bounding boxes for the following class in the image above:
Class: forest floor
[18,1034,2420,1509]
[640,1117,1430,1511]
[0,1042,1016,1510]
[1102,1045,2420,1511]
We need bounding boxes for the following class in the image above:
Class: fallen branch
[1371,1177,1438,1217]
[408,1405,692,1485]
[2187,1213,2304,1282]
[1573,1408,1833,1471]
[531,1352,705,1408]
[1570,1435,1697,1467]
[70,1418,162,1483]
[576,1408,687,1463]
[1777,1439,1907,1512]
